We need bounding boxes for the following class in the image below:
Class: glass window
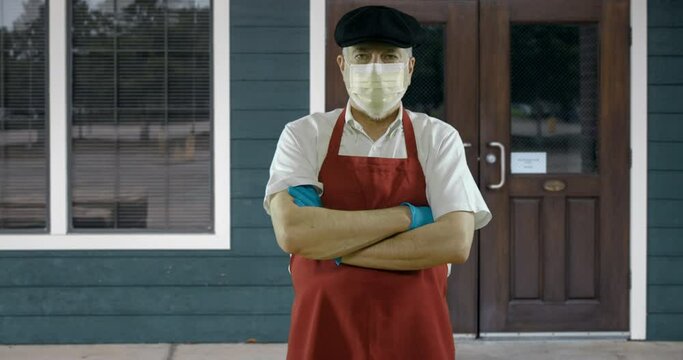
[0,0,48,231]
[510,24,599,174]
[403,24,445,121]
[70,0,212,231]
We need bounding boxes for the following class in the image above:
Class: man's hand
[288,185,322,207]
[401,202,434,229]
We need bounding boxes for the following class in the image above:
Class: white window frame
[630,0,648,341]
[0,0,231,250]
[310,0,649,340]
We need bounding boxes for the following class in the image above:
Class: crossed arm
[269,190,475,270]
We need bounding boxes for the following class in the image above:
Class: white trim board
[49,0,68,235]
[310,0,648,340]
[629,0,648,341]
[479,332,630,340]
[0,0,231,250]
[310,0,326,114]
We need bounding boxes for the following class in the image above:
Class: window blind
[0,0,48,231]
[70,0,212,231]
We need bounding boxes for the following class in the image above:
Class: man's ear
[408,57,416,77]
[337,54,345,74]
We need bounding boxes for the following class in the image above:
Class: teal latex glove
[288,185,322,207]
[401,202,434,230]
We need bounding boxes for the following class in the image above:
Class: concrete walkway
[0,340,682,359]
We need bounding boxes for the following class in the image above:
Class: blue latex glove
[288,185,322,207]
[401,202,434,230]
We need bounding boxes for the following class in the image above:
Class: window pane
[0,0,48,231]
[403,24,444,120]
[70,0,212,231]
[510,24,599,174]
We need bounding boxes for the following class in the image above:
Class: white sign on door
[510,152,547,174]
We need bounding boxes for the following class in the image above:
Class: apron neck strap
[327,107,419,159]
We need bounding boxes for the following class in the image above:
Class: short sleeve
[263,123,323,215]
[425,129,492,230]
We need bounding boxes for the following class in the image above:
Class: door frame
[309,0,648,340]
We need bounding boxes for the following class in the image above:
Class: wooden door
[325,0,630,334]
[479,0,630,332]
[326,0,481,334]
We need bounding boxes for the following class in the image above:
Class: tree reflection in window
[510,24,599,174]
[0,0,48,231]
[70,0,212,231]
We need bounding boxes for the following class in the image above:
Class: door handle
[487,141,506,189]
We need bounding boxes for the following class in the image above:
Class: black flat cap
[334,5,424,48]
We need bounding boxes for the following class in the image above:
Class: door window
[510,24,599,174]
[403,24,445,120]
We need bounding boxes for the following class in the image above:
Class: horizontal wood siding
[0,315,291,344]
[0,0,308,344]
[647,0,683,341]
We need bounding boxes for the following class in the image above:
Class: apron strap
[400,109,419,160]
[326,108,346,158]
[325,107,419,160]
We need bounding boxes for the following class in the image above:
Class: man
[264,5,492,359]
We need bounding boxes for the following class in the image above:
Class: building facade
[0,0,680,343]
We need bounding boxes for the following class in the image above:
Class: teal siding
[0,0,308,344]
[648,0,683,341]
[0,315,291,344]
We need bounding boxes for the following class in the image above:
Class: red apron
[286,109,455,360]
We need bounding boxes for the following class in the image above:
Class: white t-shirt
[264,101,493,275]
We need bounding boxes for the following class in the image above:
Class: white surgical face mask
[343,61,410,120]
